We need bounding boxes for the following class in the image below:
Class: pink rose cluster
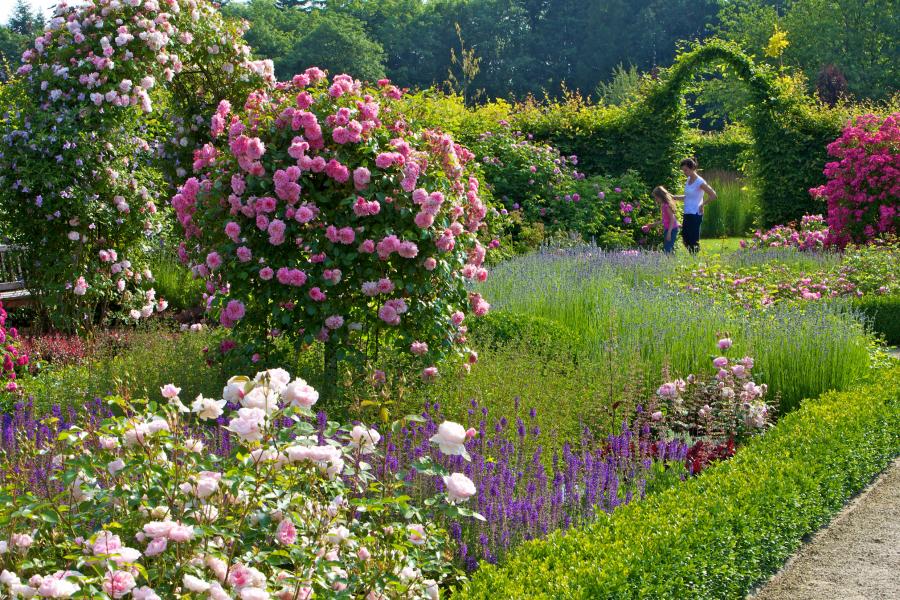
[1,369,471,598]
[743,214,830,252]
[174,69,492,371]
[18,0,273,115]
[654,339,772,435]
[810,113,900,248]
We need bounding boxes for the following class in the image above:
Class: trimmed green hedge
[855,294,900,346]
[686,125,753,174]
[514,39,842,227]
[460,366,900,599]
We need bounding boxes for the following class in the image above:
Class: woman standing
[674,158,717,254]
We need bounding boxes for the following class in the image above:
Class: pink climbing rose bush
[0,0,272,331]
[0,302,28,392]
[810,112,900,248]
[0,370,478,598]
[174,69,492,377]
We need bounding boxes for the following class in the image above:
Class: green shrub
[467,310,577,358]
[854,294,900,345]
[685,125,753,173]
[147,251,205,313]
[460,366,900,598]
[512,39,842,227]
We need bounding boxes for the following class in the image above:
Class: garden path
[752,457,900,600]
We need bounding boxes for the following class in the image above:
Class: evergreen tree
[7,0,42,37]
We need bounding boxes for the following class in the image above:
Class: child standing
[652,186,680,254]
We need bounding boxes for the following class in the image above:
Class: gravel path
[751,458,900,600]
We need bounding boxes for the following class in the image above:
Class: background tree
[7,0,43,37]
[283,11,386,81]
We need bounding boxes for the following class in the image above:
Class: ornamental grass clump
[174,69,492,393]
[0,370,480,598]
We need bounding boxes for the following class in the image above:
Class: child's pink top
[661,204,679,230]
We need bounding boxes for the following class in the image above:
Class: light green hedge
[460,366,900,599]
[686,125,753,174]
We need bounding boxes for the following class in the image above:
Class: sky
[0,0,63,26]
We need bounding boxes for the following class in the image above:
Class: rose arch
[0,0,274,332]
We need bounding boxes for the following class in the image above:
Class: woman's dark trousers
[682,214,703,254]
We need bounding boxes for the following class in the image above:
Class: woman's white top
[683,175,706,215]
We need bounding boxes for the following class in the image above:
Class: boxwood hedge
[855,294,900,346]
[459,366,900,599]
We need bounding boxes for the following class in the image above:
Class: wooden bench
[0,244,31,307]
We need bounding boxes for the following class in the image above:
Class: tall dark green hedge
[514,40,843,226]
[460,366,900,598]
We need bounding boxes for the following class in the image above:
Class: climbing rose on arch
[174,69,492,374]
[0,0,273,332]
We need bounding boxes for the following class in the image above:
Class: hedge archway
[646,39,841,226]
[516,39,841,227]
[0,0,274,332]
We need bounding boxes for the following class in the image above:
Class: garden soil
[751,457,900,600]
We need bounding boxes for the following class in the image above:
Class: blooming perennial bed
[0,369,484,599]
[0,339,775,594]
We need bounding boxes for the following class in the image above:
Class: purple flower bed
[1,395,689,573]
[381,398,689,570]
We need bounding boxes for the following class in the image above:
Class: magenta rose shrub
[810,113,900,248]
[0,0,272,331]
[0,370,478,598]
[0,303,28,393]
[174,69,491,380]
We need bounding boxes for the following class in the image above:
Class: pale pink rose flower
[102,570,136,599]
[282,379,319,409]
[183,574,211,593]
[443,472,476,503]
[275,519,297,546]
[133,587,162,600]
[429,421,466,456]
[407,524,426,545]
[144,536,167,557]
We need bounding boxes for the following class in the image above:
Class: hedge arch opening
[638,40,841,227]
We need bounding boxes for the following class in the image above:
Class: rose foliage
[0,368,481,598]
[174,68,491,379]
[0,0,273,332]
